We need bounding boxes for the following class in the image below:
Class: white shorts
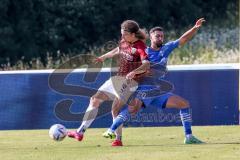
[98,76,138,102]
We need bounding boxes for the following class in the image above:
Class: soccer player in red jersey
[67,20,150,144]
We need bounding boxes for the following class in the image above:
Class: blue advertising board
[0,64,239,130]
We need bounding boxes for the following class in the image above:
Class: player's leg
[165,95,203,144]
[77,91,110,133]
[102,96,141,146]
[103,98,142,139]
[107,99,139,146]
[68,76,122,141]
[111,99,124,145]
[68,91,110,141]
[165,95,192,137]
[109,77,139,146]
[108,98,124,146]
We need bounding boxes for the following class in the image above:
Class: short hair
[149,26,164,34]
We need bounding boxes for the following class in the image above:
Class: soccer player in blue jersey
[103,18,206,146]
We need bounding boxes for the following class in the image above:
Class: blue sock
[180,108,192,136]
[110,107,130,132]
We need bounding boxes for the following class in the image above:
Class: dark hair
[121,20,139,33]
[121,20,147,40]
[149,26,164,34]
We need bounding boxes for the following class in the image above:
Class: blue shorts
[133,84,174,109]
[139,92,174,109]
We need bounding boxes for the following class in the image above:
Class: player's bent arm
[126,60,150,79]
[97,47,119,62]
[134,60,150,75]
[179,18,205,46]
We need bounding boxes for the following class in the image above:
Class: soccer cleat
[102,130,116,139]
[111,139,123,147]
[184,136,204,144]
[67,131,84,141]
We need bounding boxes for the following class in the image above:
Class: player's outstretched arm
[179,18,205,46]
[95,47,119,63]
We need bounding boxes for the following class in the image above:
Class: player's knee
[128,105,139,115]
[128,99,142,114]
[90,96,102,107]
[180,99,190,108]
[112,109,119,118]
[128,105,135,113]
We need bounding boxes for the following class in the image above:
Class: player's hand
[195,18,205,29]
[126,71,136,80]
[94,56,104,63]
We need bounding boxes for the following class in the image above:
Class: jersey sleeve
[138,48,148,61]
[162,39,180,57]
[136,43,148,61]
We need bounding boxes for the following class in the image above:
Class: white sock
[108,128,114,133]
[115,124,123,141]
[77,105,98,133]
[186,134,193,139]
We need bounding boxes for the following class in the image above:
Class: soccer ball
[49,124,67,141]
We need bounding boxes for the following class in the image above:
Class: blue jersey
[135,39,180,109]
[147,39,179,67]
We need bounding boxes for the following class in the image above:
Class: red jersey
[117,40,148,79]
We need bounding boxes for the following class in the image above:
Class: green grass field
[0,126,240,160]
